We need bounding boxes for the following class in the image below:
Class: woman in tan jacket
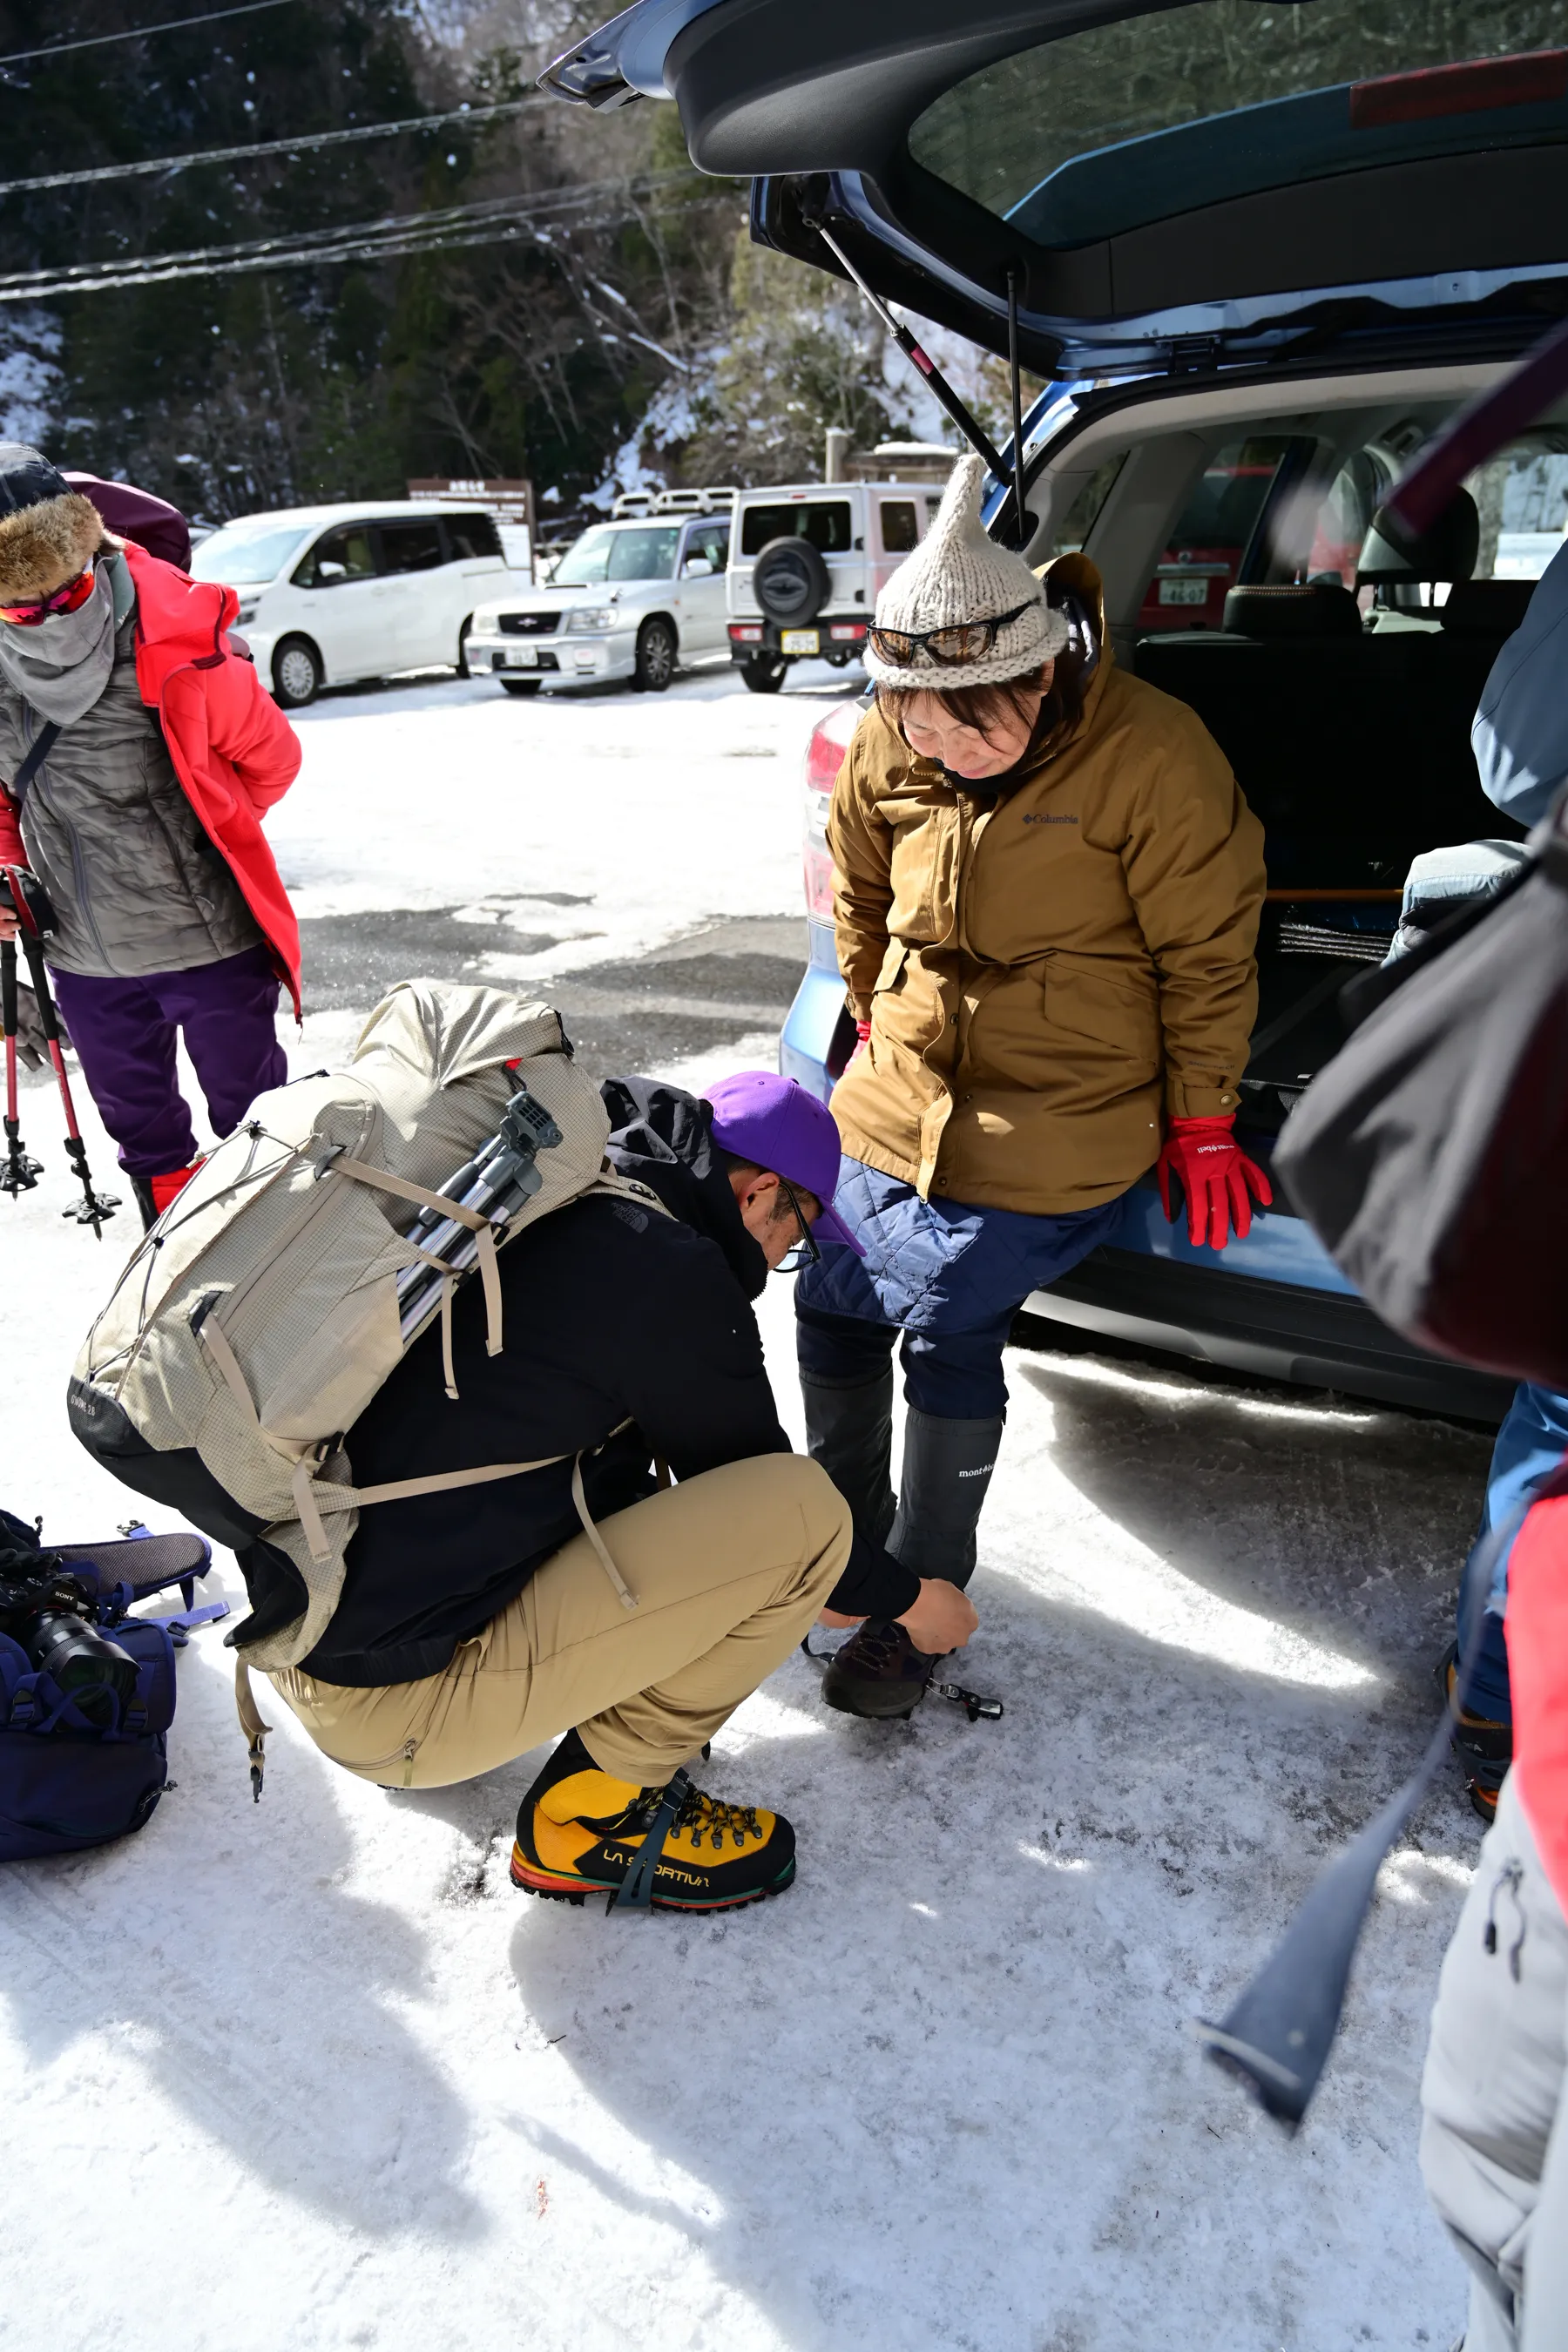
[800,456,1269,1720]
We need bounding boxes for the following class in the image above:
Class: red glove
[0,790,24,868]
[851,1017,871,1062]
[1156,1115,1273,1251]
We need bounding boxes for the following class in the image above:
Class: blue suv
[544,0,1567,1421]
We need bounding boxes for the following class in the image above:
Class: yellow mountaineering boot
[510,1727,796,1912]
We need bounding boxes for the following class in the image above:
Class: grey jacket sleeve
[1472,538,1568,827]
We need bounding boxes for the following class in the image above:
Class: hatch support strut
[1005,264,1028,549]
[815,226,1029,541]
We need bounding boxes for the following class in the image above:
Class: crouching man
[265,1069,976,1914]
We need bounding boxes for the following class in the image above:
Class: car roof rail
[650,487,737,515]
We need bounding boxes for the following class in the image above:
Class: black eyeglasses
[774,1176,821,1274]
[868,599,1037,668]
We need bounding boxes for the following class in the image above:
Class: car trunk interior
[1033,362,1555,1146]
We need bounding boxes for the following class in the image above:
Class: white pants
[1420,1773,1568,2352]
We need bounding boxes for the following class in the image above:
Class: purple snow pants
[51,944,287,1178]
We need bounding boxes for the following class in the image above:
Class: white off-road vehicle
[465,493,733,696]
[725,480,947,692]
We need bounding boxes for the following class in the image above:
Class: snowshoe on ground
[1439,1640,1511,1822]
[510,1727,795,1911]
[821,1619,940,1720]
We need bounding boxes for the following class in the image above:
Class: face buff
[0,558,118,726]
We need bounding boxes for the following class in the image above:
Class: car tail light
[828,622,867,642]
[728,622,764,643]
[803,833,835,923]
[804,715,851,795]
[801,704,859,923]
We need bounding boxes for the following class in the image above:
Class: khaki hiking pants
[268,1452,852,1790]
[1420,1771,1568,2352]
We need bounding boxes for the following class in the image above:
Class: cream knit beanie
[864,453,1067,691]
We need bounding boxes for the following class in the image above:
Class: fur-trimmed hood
[0,442,107,603]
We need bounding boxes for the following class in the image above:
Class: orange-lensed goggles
[868,598,1037,668]
[0,563,97,627]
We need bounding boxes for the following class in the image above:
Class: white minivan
[188,500,512,707]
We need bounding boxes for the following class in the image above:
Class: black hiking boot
[510,1727,796,1911]
[821,1619,942,1720]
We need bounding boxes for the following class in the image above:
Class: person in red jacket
[0,443,301,1226]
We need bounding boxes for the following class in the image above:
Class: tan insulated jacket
[827,558,1267,1216]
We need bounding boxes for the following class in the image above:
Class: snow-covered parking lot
[2,666,1490,2351]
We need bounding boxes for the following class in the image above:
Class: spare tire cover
[753,536,831,625]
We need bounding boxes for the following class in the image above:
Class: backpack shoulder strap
[586,1168,678,1221]
[8,721,62,811]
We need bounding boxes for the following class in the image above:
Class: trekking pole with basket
[1,934,41,1196]
[0,865,118,1235]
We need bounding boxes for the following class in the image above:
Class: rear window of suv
[740,501,854,558]
[911,1,1568,240]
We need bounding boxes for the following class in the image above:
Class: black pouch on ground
[1273,784,1568,1390]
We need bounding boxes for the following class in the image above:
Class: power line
[0,96,543,198]
[0,172,734,301]
[0,0,295,71]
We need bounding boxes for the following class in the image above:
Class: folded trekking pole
[0,866,118,1236]
[1,936,41,1196]
[1193,1519,1517,2128]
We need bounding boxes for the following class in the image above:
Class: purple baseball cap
[703,1071,866,1258]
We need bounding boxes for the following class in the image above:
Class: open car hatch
[543,0,1568,380]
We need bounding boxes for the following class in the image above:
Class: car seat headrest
[1358,490,1479,584]
[1221,582,1362,639]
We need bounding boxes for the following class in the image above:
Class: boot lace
[845,1619,916,1673]
[662,1781,763,1851]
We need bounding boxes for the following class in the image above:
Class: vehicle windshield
[910,0,1567,238]
[551,524,679,585]
[189,523,313,586]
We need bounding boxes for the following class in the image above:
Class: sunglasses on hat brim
[0,563,96,627]
[868,598,1038,668]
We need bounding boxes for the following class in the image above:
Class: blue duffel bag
[0,1510,216,1862]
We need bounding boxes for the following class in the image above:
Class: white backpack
[71,983,654,1707]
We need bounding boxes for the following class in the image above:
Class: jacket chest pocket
[1045,962,1161,1079]
[873,939,908,996]
[879,799,957,939]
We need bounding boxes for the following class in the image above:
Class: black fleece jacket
[300,1076,917,1686]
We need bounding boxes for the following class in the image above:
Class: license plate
[505,645,539,666]
[1159,578,1209,606]
[781,628,820,654]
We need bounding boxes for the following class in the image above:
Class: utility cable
[0,170,727,301]
[0,97,543,199]
[0,0,295,70]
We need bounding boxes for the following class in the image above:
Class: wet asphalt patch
[295,908,565,1014]
[296,909,808,1077]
